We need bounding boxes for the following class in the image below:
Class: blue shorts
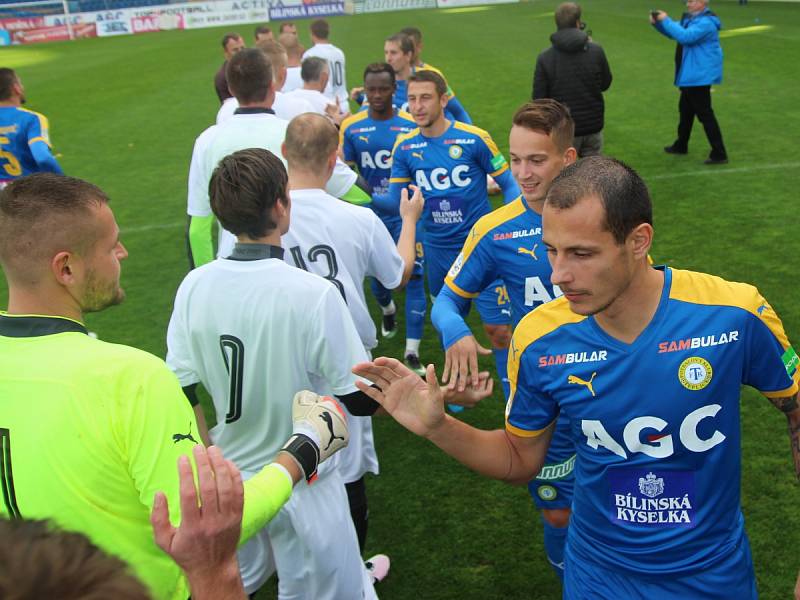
[426,244,511,325]
[527,413,575,509]
[384,217,424,278]
[564,534,757,600]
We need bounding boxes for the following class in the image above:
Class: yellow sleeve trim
[761,383,800,399]
[28,136,50,146]
[444,279,479,299]
[669,268,793,348]
[505,417,554,438]
[389,177,411,183]
[391,128,420,155]
[340,111,367,136]
[490,163,509,178]
[398,110,415,123]
[453,121,501,155]
[457,199,526,264]
[507,299,586,401]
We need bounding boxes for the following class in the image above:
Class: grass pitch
[1,1,799,597]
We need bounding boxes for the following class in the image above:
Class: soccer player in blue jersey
[340,62,428,372]
[356,156,800,599]
[388,69,520,403]
[431,99,577,580]
[0,69,62,186]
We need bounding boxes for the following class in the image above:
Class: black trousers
[673,85,727,159]
[345,476,368,553]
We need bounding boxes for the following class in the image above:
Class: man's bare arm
[353,357,551,484]
[767,392,800,480]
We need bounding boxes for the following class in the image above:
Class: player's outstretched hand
[151,445,245,598]
[442,370,494,408]
[353,357,446,438]
[399,184,424,223]
[443,334,492,392]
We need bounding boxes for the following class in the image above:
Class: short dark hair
[254,24,272,37]
[279,21,295,33]
[408,69,447,97]
[0,519,150,600]
[512,100,575,152]
[310,19,329,39]
[301,56,328,83]
[0,173,108,277]
[400,26,422,46]
[284,113,339,173]
[0,68,18,101]
[221,32,242,49]
[546,156,653,244]
[385,32,414,55]
[227,48,272,104]
[209,148,288,239]
[555,2,581,29]
[363,62,395,85]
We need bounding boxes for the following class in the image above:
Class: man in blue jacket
[652,0,728,164]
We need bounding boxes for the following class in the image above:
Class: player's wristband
[280,433,321,483]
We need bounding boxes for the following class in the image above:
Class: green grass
[1,1,799,597]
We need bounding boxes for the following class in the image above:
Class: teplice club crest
[638,472,664,498]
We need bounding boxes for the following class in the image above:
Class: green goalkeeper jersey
[0,314,291,600]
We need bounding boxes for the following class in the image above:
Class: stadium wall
[0,0,517,45]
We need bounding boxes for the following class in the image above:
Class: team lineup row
[0,10,795,600]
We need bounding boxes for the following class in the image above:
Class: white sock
[381,300,396,315]
[405,338,420,355]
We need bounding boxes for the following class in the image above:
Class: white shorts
[238,470,377,599]
[336,412,379,484]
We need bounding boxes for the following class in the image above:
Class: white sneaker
[365,554,390,584]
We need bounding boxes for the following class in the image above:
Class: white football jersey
[302,43,348,109]
[166,254,368,477]
[284,88,333,116]
[216,93,316,125]
[282,66,302,93]
[187,111,357,258]
[282,188,404,350]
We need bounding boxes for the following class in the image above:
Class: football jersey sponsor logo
[0,125,18,135]
[448,144,463,159]
[352,126,376,134]
[401,141,427,150]
[536,454,576,481]
[359,149,391,169]
[678,356,713,391]
[491,154,507,170]
[783,346,799,377]
[492,227,541,241]
[657,330,739,353]
[517,244,538,260]
[390,126,412,132]
[416,165,472,192]
[582,403,726,459]
[447,252,464,278]
[538,350,607,368]
[443,138,476,145]
[567,371,597,397]
[609,469,695,528]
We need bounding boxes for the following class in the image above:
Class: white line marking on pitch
[648,162,799,180]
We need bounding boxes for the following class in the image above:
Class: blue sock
[492,346,510,400]
[542,517,567,581]
[405,275,426,340]
[370,277,392,308]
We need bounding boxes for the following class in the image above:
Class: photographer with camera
[532,2,612,157]
[651,0,728,164]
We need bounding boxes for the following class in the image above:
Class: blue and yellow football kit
[432,197,575,580]
[507,266,799,598]
[388,120,519,309]
[0,106,62,183]
[340,108,426,340]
